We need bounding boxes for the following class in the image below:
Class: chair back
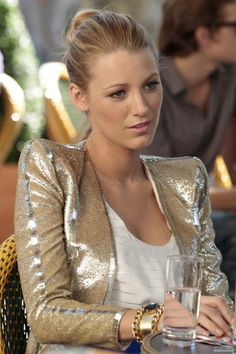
[213,155,233,190]
[0,74,24,163]
[0,235,29,354]
[38,62,90,144]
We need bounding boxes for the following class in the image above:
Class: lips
[127,120,152,135]
[129,120,151,129]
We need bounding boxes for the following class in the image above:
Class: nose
[131,92,149,116]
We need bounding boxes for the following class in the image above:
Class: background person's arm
[209,186,236,211]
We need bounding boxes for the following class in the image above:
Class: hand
[162,293,197,329]
[197,295,233,337]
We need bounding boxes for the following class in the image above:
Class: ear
[69,83,88,112]
[195,26,211,50]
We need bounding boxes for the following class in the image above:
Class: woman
[15,9,233,354]
[143,0,236,298]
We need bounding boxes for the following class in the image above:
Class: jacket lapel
[144,159,199,255]
[76,153,115,303]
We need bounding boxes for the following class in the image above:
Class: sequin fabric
[15,139,233,354]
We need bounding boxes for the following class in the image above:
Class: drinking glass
[162,255,203,346]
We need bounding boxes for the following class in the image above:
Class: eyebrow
[104,72,160,90]
[209,20,236,27]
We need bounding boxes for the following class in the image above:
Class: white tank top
[104,202,180,308]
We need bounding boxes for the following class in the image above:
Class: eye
[109,90,126,99]
[144,80,159,91]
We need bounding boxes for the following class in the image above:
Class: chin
[129,137,153,151]
[221,57,236,64]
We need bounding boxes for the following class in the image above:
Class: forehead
[89,48,159,84]
[220,2,236,19]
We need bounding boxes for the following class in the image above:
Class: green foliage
[0,0,45,162]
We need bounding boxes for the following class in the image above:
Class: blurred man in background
[144,0,236,298]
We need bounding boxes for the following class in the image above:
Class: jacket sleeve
[196,160,233,308]
[14,139,125,349]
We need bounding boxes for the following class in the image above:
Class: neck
[173,53,218,87]
[86,135,145,184]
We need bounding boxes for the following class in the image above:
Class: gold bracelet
[150,304,164,333]
[132,303,164,343]
[132,305,146,342]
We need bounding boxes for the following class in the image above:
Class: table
[141,333,233,354]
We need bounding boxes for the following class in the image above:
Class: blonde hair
[64,9,156,89]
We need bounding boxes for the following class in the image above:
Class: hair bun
[65,9,101,46]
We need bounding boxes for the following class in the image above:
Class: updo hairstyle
[64,9,156,90]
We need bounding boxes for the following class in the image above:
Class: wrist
[118,309,137,341]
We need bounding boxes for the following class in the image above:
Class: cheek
[107,103,129,120]
[218,33,235,51]
[97,103,126,128]
[152,93,163,111]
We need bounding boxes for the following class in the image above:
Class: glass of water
[162,255,203,346]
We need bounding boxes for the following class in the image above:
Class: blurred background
[19,0,165,63]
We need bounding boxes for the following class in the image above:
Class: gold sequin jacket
[14,139,233,354]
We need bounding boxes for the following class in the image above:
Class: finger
[164,315,195,328]
[196,325,209,337]
[164,299,197,328]
[164,307,192,320]
[165,296,189,309]
[200,304,229,327]
[200,296,233,324]
[198,310,229,337]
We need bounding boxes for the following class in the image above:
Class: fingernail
[216,329,223,336]
[201,330,209,336]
